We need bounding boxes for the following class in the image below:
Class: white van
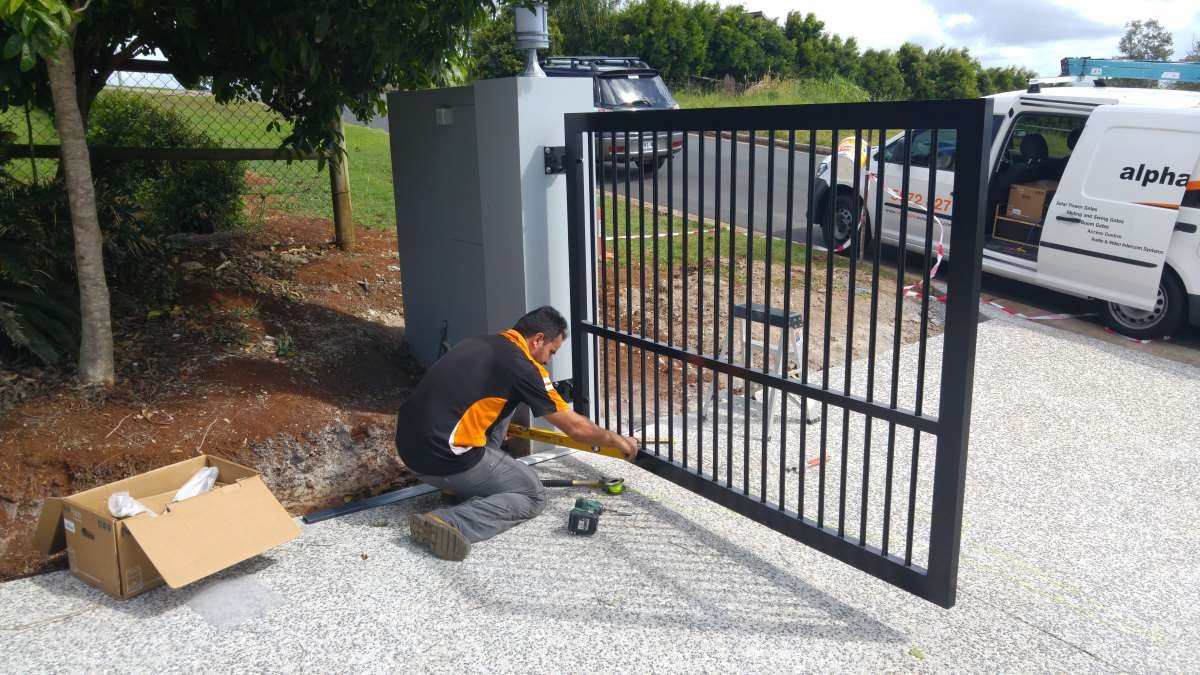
[814,86,1200,339]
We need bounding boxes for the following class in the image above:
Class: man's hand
[544,409,641,462]
[614,435,640,461]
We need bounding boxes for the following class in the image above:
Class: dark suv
[541,57,683,172]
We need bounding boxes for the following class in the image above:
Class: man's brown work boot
[407,513,471,561]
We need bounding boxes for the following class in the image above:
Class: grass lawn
[595,192,850,273]
[241,123,395,230]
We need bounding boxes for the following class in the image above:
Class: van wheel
[1101,271,1186,340]
[821,192,858,252]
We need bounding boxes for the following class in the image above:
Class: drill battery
[567,498,604,535]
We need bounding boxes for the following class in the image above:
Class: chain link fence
[0,62,334,223]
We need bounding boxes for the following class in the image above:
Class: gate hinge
[543,146,567,174]
[551,377,574,402]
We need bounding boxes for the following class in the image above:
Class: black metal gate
[563,100,992,608]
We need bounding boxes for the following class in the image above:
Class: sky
[722,0,1200,76]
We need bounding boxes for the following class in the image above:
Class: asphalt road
[600,132,827,241]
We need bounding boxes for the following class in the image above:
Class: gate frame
[564,99,993,608]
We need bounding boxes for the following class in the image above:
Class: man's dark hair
[514,306,567,341]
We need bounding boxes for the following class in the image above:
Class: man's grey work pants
[412,446,547,543]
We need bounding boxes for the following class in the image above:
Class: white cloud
[943,13,974,29]
[720,0,1200,76]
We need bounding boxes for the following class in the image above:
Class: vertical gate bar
[726,129,738,489]
[818,127,839,528]
[779,129,797,511]
[610,131,620,433]
[800,129,816,517]
[743,130,755,496]
[927,100,991,608]
[712,131,722,482]
[587,132,600,425]
[838,129,864,537]
[882,126,915,557]
[906,128,939,566]
[861,127,887,546]
[596,134,611,429]
[624,131,634,435]
[565,124,590,418]
[680,131,689,468]
[762,129,775,504]
[638,132,647,448]
[697,131,706,475]
[659,132,669,461]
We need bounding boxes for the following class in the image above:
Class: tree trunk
[46,40,115,385]
[330,118,354,251]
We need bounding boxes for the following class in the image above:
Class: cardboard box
[33,455,300,599]
[1007,180,1058,223]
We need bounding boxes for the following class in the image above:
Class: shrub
[0,174,81,366]
[88,90,246,234]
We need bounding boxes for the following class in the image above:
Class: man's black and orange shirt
[395,330,569,476]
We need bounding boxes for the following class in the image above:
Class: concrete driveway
[1,311,1197,673]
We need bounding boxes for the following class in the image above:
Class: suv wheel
[641,156,667,173]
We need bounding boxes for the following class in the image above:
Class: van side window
[885,129,958,171]
[999,114,1086,169]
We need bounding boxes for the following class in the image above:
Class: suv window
[597,74,676,108]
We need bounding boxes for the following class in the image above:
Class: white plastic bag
[173,466,218,503]
[108,492,156,518]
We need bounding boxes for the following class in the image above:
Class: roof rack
[1060,57,1200,83]
[1029,57,1200,92]
[540,56,652,71]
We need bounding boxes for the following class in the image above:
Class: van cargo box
[1007,180,1058,223]
[33,455,300,599]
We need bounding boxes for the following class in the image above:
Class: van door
[876,129,956,252]
[1037,105,1200,309]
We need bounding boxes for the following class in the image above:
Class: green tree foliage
[553,0,622,57]
[924,47,979,99]
[1118,19,1174,61]
[468,5,564,80]
[784,12,859,81]
[3,0,499,155]
[896,42,932,99]
[982,65,1036,93]
[707,6,794,82]
[1113,19,1175,89]
[466,2,1042,101]
[785,12,830,78]
[857,49,905,100]
[606,0,709,82]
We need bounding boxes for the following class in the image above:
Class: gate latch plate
[544,146,567,174]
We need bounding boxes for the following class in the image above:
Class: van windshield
[598,74,676,108]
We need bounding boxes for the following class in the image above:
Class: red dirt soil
[0,213,419,581]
